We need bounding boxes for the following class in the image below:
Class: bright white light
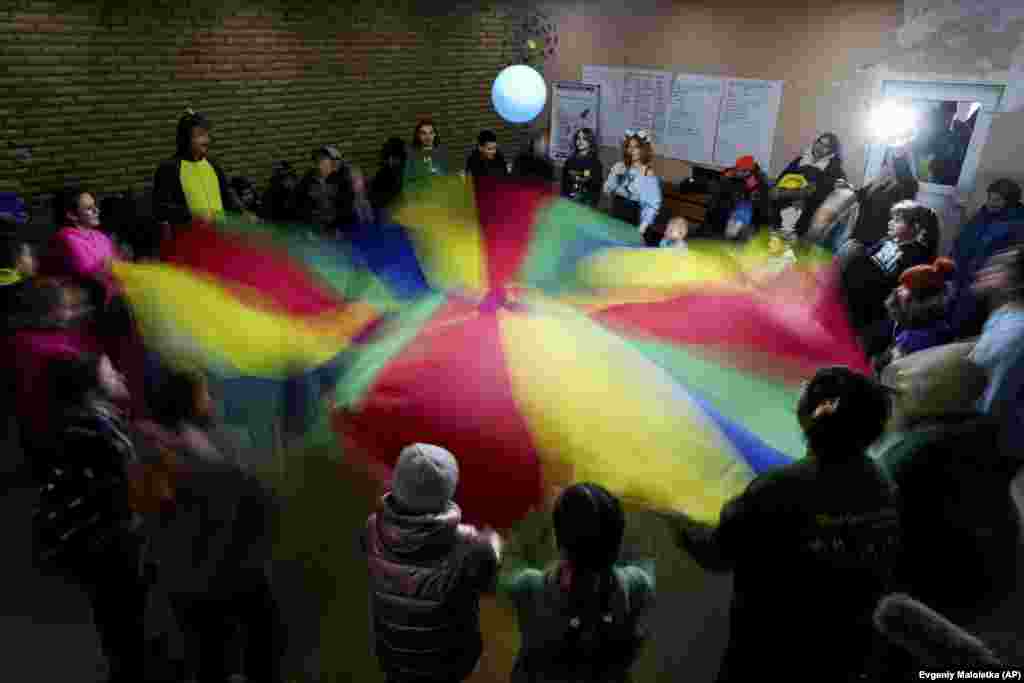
[868,101,920,146]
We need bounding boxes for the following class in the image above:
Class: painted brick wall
[1,0,535,201]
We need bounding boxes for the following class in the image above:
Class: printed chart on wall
[582,64,783,170]
[663,74,725,165]
[580,65,671,148]
[550,81,601,162]
[712,78,784,169]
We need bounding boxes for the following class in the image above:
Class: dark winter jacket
[513,153,557,184]
[363,497,498,681]
[841,238,935,334]
[33,402,143,572]
[561,154,604,207]
[875,412,1022,617]
[466,150,510,178]
[670,456,901,682]
[294,170,340,231]
[705,173,777,236]
[947,204,1024,339]
[776,155,846,236]
[370,166,404,212]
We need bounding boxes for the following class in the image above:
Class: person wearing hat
[152,108,247,240]
[362,444,502,683]
[704,155,776,239]
[874,344,1022,622]
[660,366,901,682]
[295,145,345,236]
[873,257,956,374]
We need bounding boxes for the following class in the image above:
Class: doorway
[863,79,1006,255]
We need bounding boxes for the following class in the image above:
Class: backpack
[522,569,648,682]
[0,192,28,224]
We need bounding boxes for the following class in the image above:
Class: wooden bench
[661,182,710,225]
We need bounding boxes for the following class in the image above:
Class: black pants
[74,535,149,683]
[171,568,287,683]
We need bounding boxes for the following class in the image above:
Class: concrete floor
[2,421,1023,682]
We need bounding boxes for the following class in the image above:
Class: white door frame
[863,78,1007,197]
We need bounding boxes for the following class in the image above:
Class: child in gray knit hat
[363,443,502,683]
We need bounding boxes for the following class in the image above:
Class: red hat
[735,155,756,171]
[899,257,955,295]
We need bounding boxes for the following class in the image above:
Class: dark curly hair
[797,366,891,461]
[554,482,625,573]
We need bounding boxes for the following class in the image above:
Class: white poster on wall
[581,65,626,147]
[662,74,725,166]
[620,69,672,142]
[712,78,784,170]
[550,81,601,162]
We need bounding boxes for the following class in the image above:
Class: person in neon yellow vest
[153,109,251,233]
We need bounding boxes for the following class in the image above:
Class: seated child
[659,217,689,250]
[873,258,955,374]
[363,443,502,683]
[840,200,939,348]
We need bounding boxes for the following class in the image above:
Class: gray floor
[3,421,1023,682]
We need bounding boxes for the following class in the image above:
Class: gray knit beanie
[391,443,459,514]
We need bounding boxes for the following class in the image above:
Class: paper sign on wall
[582,64,783,170]
[662,74,724,166]
[581,65,626,148]
[550,81,601,162]
[712,78,784,169]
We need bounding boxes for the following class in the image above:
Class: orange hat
[735,155,756,171]
[899,257,955,295]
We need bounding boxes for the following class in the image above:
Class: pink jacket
[39,226,120,302]
[6,325,106,440]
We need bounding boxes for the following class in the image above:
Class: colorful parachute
[111,178,869,531]
[111,222,380,379]
[328,177,870,530]
[331,287,793,530]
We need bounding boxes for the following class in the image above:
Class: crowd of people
[1,106,1024,683]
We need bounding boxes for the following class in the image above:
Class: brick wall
[1,0,537,204]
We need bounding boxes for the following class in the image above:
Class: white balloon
[491,65,547,124]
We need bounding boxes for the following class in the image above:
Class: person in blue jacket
[948,178,1024,339]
